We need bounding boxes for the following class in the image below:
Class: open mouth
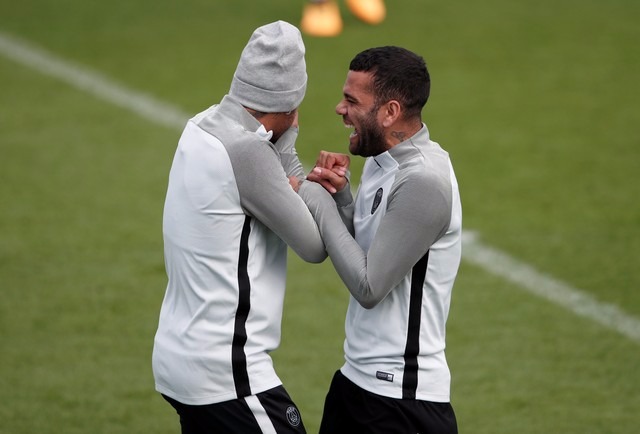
[345,122,358,139]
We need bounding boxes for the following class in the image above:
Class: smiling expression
[335,71,388,157]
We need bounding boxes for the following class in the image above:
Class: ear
[381,100,402,128]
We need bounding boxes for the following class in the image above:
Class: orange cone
[301,1,343,37]
[346,0,386,25]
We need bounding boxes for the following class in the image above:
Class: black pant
[163,385,306,434]
[319,370,458,434]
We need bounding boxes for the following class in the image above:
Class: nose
[335,100,346,115]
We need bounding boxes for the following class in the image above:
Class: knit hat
[229,21,307,113]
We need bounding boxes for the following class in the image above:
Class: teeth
[344,122,356,138]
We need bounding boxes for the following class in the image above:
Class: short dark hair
[349,46,430,118]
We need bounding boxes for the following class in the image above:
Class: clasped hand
[305,151,350,194]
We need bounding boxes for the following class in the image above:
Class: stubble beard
[350,107,387,157]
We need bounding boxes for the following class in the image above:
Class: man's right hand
[307,151,350,194]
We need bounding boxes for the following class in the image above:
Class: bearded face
[347,104,387,157]
[336,71,389,158]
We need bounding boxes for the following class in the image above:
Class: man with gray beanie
[152,21,324,433]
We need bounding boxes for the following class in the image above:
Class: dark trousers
[163,385,306,434]
[319,370,458,434]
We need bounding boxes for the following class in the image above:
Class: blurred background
[0,0,638,432]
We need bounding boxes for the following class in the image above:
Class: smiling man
[303,46,463,433]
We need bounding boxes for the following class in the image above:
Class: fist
[307,151,350,194]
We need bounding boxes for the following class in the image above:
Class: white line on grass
[0,31,188,130]
[462,231,640,343]
[2,30,639,344]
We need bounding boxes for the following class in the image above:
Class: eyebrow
[343,90,358,102]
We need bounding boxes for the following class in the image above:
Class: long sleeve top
[300,125,462,402]
[153,95,325,405]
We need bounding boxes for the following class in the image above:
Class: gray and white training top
[152,95,326,406]
[301,125,462,402]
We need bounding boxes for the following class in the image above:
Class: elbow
[346,272,386,309]
[290,235,328,264]
[353,285,384,309]
[357,297,379,310]
[297,248,328,264]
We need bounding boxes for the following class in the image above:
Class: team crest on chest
[371,188,384,214]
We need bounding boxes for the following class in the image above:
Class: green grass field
[1,0,639,432]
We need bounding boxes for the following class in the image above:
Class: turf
[1,0,639,432]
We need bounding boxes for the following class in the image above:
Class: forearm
[231,139,327,263]
[299,182,382,308]
[332,182,355,235]
[274,126,305,179]
[300,175,451,308]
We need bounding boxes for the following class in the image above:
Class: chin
[348,142,361,156]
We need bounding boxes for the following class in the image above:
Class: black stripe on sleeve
[232,216,252,398]
[402,251,429,399]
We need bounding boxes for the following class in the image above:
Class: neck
[386,119,422,148]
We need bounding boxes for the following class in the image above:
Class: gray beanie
[229,21,307,113]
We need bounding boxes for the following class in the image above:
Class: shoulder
[395,159,450,194]
[389,151,453,217]
[197,116,278,164]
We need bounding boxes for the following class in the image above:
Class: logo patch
[371,188,384,214]
[286,405,301,427]
[376,371,394,382]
